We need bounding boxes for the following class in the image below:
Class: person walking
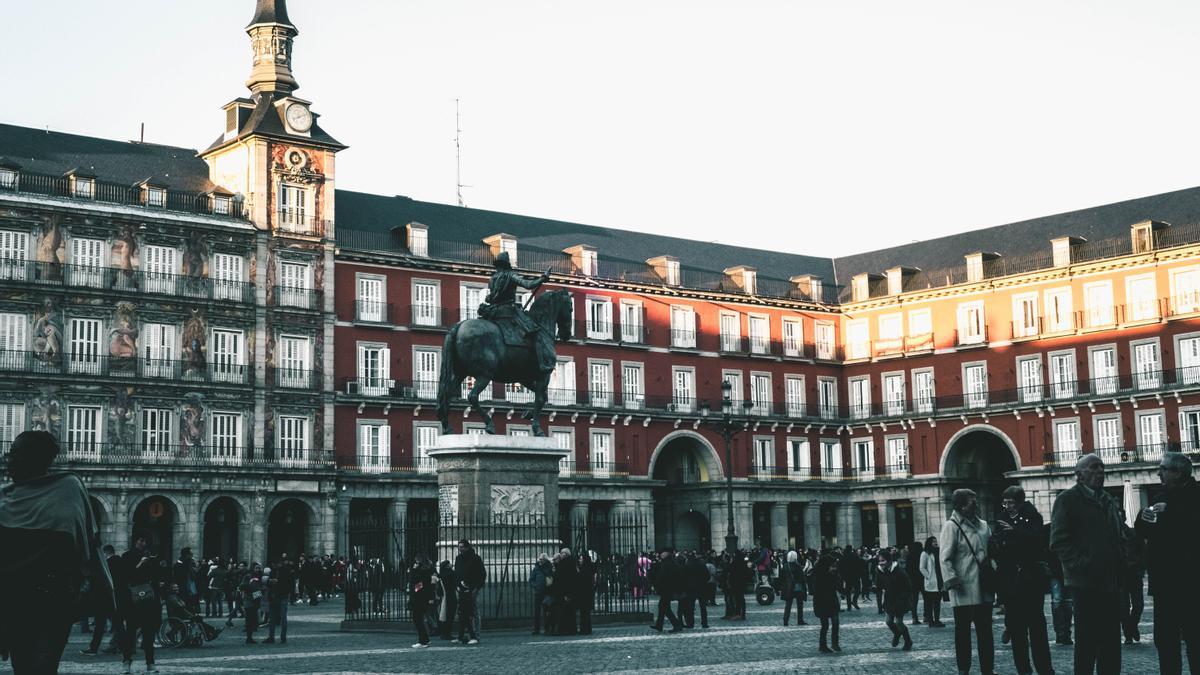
[879,549,913,651]
[840,545,862,610]
[811,554,841,654]
[409,559,435,648]
[207,559,227,618]
[240,563,264,645]
[576,551,596,635]
[120,536,165,673]
[994,485,1054,675]
[649,549,682,633]
[264,565,290,644]
[529,553,553,635]
[81,544,123,656]
[781,550,808,626]
[435,560,457,640]
[454,539,486,645]
[940,488,996,675]
[919,537,946,627]
[1050,454,1129,675]
[685,551,710,629]
[1135,451,1200,675]
[0,431,112,674]
[906,541,924,624]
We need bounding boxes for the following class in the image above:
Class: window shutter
[380,347,391,382]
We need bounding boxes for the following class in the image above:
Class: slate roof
[249,0,293,27]
[203,92,344,154]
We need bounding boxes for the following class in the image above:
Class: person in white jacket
[940,488,996,675]
[918,536,945,627]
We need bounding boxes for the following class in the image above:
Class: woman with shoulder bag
[781,550,808,626]
[919,536,946,627]
[939,488,997,675]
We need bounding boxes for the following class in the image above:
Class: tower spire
[245,0,299,95]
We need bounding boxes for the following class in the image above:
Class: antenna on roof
[455,98,471,207]
[140,122,145,143]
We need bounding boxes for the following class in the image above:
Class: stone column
[181,490,202,555]
[113,490,131,553]
[877,501,896,548]
[735,501,754,549]
[335,494,351,558]
[569,500,590,528]
[709,500,731,552]
[911,497,929,544]
[391,497,408,528]
[803,500,822,550]
[925,497,947,543]
[247,493,267,563]
[770,502,789,549]
[838,502,863,548]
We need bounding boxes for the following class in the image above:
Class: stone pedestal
[429,434,568,525]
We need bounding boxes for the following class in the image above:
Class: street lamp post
[702,380,753,554]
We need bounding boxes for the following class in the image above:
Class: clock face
[285,103,312,132]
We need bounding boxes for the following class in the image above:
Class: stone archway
[649,431,723,483]
[940,425,1021,521]
[203,496,245,562]
[132,495,181,559]
[650,432,723,551]
[267,498,316,564]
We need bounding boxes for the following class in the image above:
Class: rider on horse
[477,251,556,373]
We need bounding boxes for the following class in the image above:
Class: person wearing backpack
[940,488,996,675]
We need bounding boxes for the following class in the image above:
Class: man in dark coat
[681,552,709,629]
[648,549,682,633]
[453,540,486,644]
[1050,454,1129,675]
[576,552,596,635]
[552,549,578,635]
[1134,451,1200,675]
[995,485,1054,675]
[528,553,553,635]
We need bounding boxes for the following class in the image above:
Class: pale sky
[3,0,1200,258]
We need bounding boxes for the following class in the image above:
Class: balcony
[355,301,393,324]
[0,168,249,220]
[719,334,744,353]
[582,320,615,342]
[781,337,807,359]
[904,333,934,353]
[58,442,332,470]
[273,285,319,310]
[748,465,786,481]
[619,323,646,345]
[872,337,905,359]
[406,304,451,330]
[274,212,328,237]
[670,328,698,349]
[277,367,315,389]
[0,259,255,303]
[955,326,988,348]
[0,350,250,385]
[558,459,628,479]
[882,462,912,479]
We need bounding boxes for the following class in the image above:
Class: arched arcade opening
[941,426,1020,521]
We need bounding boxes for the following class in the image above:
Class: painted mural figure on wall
[108,386,136,450]
[108,302,139,361]
[110,225,138,290]
[180,393,204,455]
[182,231,209,294]
[28,388,61,436]
[181,309,207,376]
[36,216,65,281]
[32,298,63,365]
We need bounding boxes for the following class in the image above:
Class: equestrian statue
[436,251,574,436]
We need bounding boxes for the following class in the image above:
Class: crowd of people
[1,429,1198,675]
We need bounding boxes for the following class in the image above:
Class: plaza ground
[10,594,1163,674]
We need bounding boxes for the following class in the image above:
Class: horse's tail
[436,322,461,423]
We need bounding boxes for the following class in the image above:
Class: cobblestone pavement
[7,594,1164,674]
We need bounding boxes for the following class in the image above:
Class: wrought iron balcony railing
[0,259,255,303]
[0,350,250,385]
[0,168,249,220]
[58,442,333,470]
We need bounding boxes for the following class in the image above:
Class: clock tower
[199,0,344,476]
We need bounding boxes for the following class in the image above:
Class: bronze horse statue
[436,289,573,436]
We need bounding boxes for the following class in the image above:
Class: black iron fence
[344,514,650,627]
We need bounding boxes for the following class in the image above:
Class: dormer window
[407,223,429,257]
[484,233,518,267]
[887,269,903,295]
[665,260,679,285]
[212,195,232,215]
[647,256,680,286]
[724,266,757,294]
[852,274,869,302]
[966,254,983,283]
[743,270,756,294]
[1051,237,1074,267]
[564,245,597,276]
[1131,220,1167,255]
[144,186,166,208]
[70,175,94,199]
[0,167,16,190]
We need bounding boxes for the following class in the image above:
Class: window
[67,406,102,459]
[670,306,696,348]
[279,261,311,308]
[0,167,16,190]
[210,411,242,463]
[138,408,173,457]
[852,438,874,480]
[278,416,309,464]
[820,439,842,480]
[548,358,576,406]
[141,323,175,378]
[753,437,774,474]
[69,318,102,374]
[1090,346,1118,395]
[809,278,823,302]
[1170,266,1200,314]
[966,255,984,283]
[619,301,643,343]
[723,371,744,409]
[1045,287,1074,333]
[212,195,232,216]
[750,372,772,416]
[1012,293,1039,338]
[0,230,28,281]
[412,280,439,326]
[1177,334,1200,385]
[664,259,680,286]
[278,335,310,387]
[589,360,612,407]
[142,245,176,294]
[782,318,803,357]
[414,348,440,400]
[580,249,597,276]
[815,322,835,360]
[882,373,904,415]
[1132,223,1154,254]
[912,369,935,414]
[211,329,245,383]
[357,344,390,396]
[719,312,741,352]
[957,301,985,344]
[1049,351,1076,399]
[1094,416,1122,461]
[909,309,932,337]
[852,276,869,302]
[848,377,870,419]
[212,253,244,301]
[1084,281,1114,327]
[1052,238,1071,267]
[0,312,27,369]
[358,423,390,472]
[414,424,439,473]
[1017,356,1042,403]
[552,428,574,475]
[499,238,518,267]
[145,187,166,208]
[70,175,94,199]
[784,375,805,417]
[590,429,613,476]
[1126,275,1158,321]
[0,403,23,448]
[1137,411,1165,458]
[672,367,695,413]
[356,275,384,322]
[748,315,769,354]
[460,284,486,321]
[818,377,838,419]
[69,237,104,288]
[787,438,810,477]
[1132,340,1161,390]
[878,313,902,345]
[846,320,868,360]
[1053,419,1080,461]
[621,362,644,410]
[1181,409,1200,453]
[586,297,613,340]
[742,270,757,295]
[409,226,429,257]
[964,362,987,408]
[279,184,308,229]
[885,436,908,474]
